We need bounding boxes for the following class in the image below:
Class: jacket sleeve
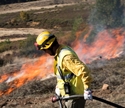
[62,54,93,90]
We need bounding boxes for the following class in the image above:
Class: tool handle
[52,95,124,108]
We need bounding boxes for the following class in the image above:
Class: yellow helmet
[35,31,56,50]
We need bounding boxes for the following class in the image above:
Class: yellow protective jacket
[54,45,92,96]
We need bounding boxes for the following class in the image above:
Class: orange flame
[0,54,53,96]
[74,28,125,63]
[0,27,125,96]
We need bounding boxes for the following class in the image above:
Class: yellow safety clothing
[54,45,92,97]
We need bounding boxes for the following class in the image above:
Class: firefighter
[34,31,93,108]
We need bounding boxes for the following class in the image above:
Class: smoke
[88,0,125,33]
[6,71,24,83]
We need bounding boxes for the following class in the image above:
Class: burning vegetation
[0,0,125,107]
[0,27,125,97]
[74,27,125,63]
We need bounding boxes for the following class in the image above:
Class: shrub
[19,11,30,22]
[72,17,83,34]
[88,0,124,31]
[0,40,11,53]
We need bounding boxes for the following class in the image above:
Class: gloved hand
[55,86,60,96]
[84,89,93,100]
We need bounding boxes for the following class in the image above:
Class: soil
[0,28,47,42]
[0,0,125,108]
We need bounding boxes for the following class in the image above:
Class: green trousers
[65,98,86,108]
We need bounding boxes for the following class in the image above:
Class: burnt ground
[0,0,125,108]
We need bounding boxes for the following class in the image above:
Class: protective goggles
[34,35,55,50]
[34,42,42,50]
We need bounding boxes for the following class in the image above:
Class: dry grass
[0,1,125,108]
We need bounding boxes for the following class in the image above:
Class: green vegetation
[88,0,124,30]
[0,0,37,5]
[0,40,13,53]
[19,11,30,22]
[86,0,125,43]
[72,17,83,34]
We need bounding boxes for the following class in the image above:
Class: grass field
[0,1,125,108]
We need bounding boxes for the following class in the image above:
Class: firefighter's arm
[80,67,92,90]
[62,54,92,89]
[62,54,93,99]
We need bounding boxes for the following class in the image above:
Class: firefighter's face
[42,39,58,56]
[43,47,55,56]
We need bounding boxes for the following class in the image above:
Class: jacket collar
[55,44,67,59]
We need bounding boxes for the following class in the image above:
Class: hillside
[0,0,125,108]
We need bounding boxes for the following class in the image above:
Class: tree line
[0,0,37,5]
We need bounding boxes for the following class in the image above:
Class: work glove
[84,89,93,100]
[55,86,60,96]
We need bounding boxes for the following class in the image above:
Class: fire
[0,54,53,96]
[0,27,125,96]
[74,28,125,63]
